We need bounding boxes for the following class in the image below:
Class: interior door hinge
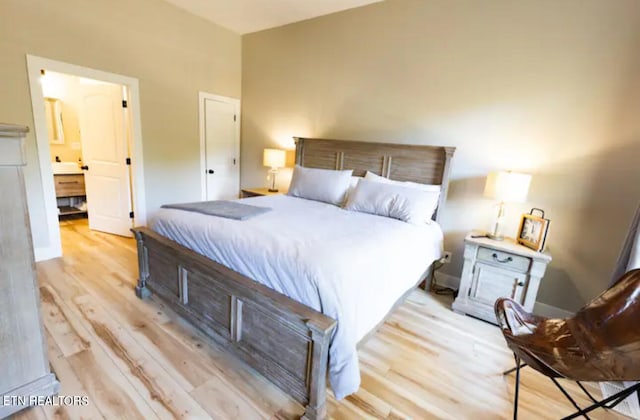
[129,211,134,219]
[125,157,131,165]
[122,100,128,108]
[233,114,236,122]
[233,158,236,165]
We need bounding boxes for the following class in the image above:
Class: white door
[203,95,239,200]
[79,82,132,237]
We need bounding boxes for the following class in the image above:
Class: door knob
[80,165,89,170]
[207,169,214,174]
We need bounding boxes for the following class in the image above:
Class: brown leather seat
[495,269,640,418]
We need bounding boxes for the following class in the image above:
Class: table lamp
[484,171,532,240]
[263,148,286,192]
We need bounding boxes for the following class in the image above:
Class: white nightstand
[452,232,552,324]
[240,187,288,198]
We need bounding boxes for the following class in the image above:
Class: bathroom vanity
[52,162,87,216]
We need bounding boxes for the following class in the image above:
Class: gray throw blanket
[162,200,271,220]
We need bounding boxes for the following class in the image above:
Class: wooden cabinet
[452,232,552,324]
[54,173,87,216]
[469,263,527,305]
[54,173,85,197]
[0,124,59,417]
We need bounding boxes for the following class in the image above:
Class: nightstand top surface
[241,187,288,196]
[465,231,552,262]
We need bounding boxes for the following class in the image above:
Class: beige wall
[242,0,640,311]
[0,0,241,250]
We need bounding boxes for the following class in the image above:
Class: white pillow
[364,171,441,193]
[343,176,362,203]
[345,178,440,224]
[288,165,353,205]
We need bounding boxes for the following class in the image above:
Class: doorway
[26,55,146,260]
[199,92,240,200]
[44,71,134,236]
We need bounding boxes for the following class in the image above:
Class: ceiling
[162,0,383,34]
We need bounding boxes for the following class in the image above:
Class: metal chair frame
[504,357,640,420]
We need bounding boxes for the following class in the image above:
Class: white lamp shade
[263,148,286,169]
[484,171,531,203]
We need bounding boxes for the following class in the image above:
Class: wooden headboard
[294,137,455,222]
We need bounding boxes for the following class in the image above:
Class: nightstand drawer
[477,247,530,272]
[54,174,85,197]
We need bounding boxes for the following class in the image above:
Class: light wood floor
[14,219,627,419]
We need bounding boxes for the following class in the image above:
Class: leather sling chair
[495,268,640,419]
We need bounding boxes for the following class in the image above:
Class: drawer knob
[492,253,513,263]
[80,165,89,171]
[517,281,525,286]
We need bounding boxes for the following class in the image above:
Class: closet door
[201,93,240,200]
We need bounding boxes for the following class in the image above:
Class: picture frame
[517,209,550,252]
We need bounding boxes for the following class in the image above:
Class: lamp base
[268,168,279,193]
[487,233,505,241]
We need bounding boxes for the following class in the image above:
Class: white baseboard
[432,270,574,319]
[433,271,460,290]
[34,245,61,262]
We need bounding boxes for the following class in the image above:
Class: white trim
[433,271,460,290]
[198,92,241,200]
[34,245,61,262]
[433,270,574,319]
[26,55,147,261]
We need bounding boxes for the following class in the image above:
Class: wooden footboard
[132,227,337,419]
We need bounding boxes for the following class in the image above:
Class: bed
[132,138,455,419]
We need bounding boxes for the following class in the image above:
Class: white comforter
[151,195,443,399]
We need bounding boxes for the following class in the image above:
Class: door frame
[198,92,240,200]
[26,54,147,261]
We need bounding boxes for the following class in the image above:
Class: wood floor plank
[40,285,91,358]
[360,366,443,419]
[10,407,48,420]
[72,293,210,418]
[49,246,171,328]
[344,388,394,419]
[159,316,303,419]
[127,319,220,390]
[326,398,373,420]
[37,264,166,419]
[42,329,104,420]
[190,375,266,419]
[66,349,158,420]
[13,219,630,420]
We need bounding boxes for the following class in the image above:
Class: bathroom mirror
[44,97,65,144]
